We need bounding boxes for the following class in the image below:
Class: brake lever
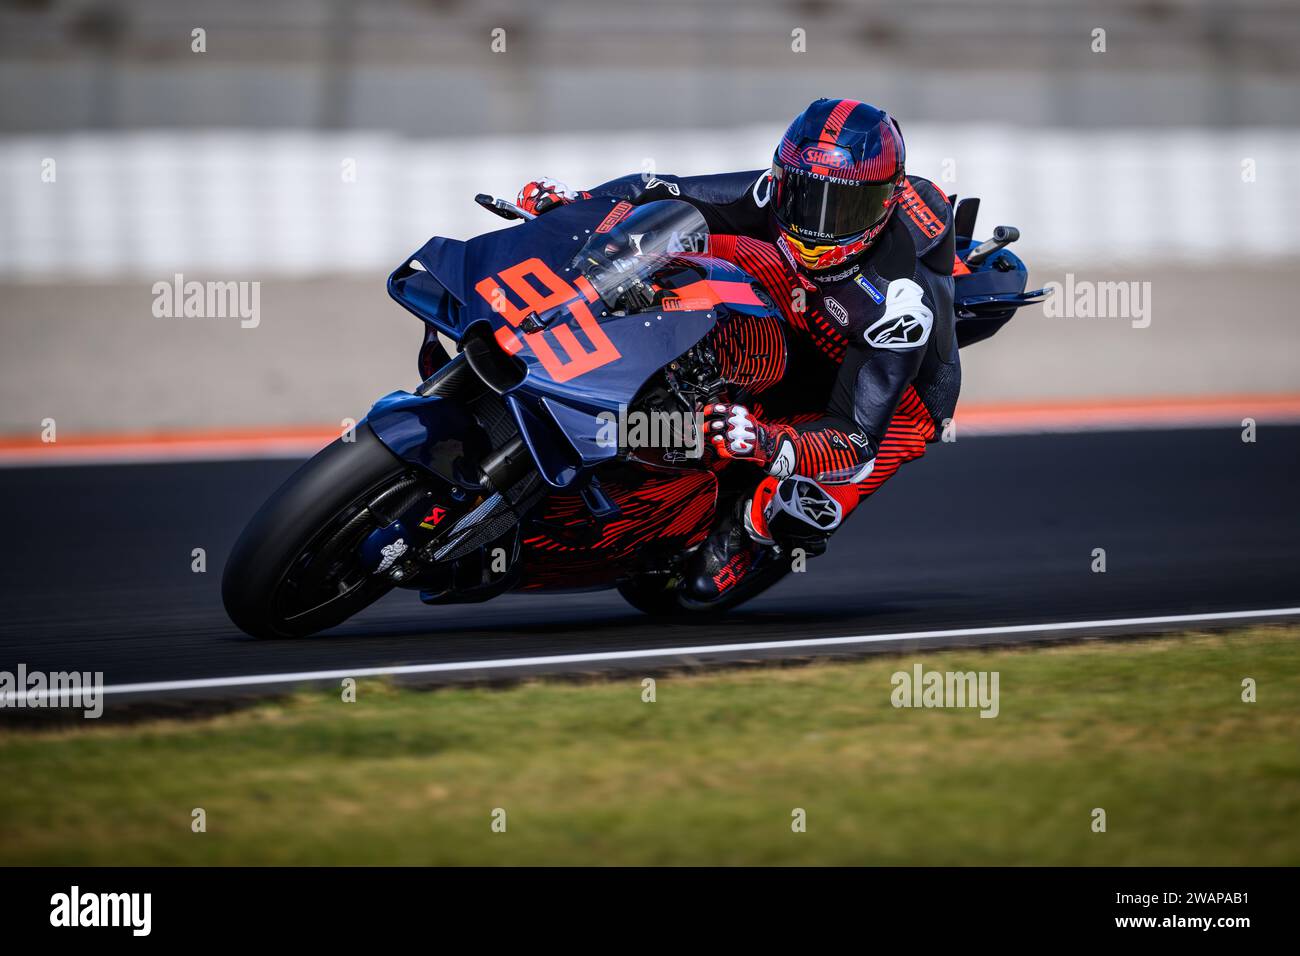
[474,194,537,222]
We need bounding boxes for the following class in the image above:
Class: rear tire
[617,574,692,617]
[222,424,409,638]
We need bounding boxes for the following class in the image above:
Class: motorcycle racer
[517,98,960,607]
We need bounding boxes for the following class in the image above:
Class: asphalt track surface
[1,427,1297,704]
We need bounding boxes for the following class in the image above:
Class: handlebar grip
[965,225,1020,267]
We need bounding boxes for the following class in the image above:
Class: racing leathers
[543,169,962,602]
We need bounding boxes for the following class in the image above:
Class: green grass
[2,627,1297,865]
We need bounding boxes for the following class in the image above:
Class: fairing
[385,199,782,487]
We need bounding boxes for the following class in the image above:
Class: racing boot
[682,475,843,610]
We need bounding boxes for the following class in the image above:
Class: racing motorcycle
[222,191,1044,638]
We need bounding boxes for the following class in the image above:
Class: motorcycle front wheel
[222,424,413,639]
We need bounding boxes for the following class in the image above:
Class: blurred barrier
[1,124,1296,280]
[5,0,1299,134]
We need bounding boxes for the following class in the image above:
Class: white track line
[3,607,1298,705]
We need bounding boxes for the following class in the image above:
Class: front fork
[359,388,537,594]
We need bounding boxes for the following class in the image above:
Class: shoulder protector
[897,176,956,274]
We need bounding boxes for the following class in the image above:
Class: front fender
[362,391,491,487]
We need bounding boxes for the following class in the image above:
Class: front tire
[222,424,410,638]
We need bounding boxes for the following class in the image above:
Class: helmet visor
[773,164,895,243]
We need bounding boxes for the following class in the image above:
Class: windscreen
[567,200,710,313]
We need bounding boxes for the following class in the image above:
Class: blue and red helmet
[772,98,906,272]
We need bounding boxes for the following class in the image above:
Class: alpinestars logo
[864,278,933,350]
[824,296,849,326]
[776,235,819,292]
[798,495,840,527]
[376,539,407,573]
[769,438,796,478]
[810,264,860,284]
[644,178,680,196]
